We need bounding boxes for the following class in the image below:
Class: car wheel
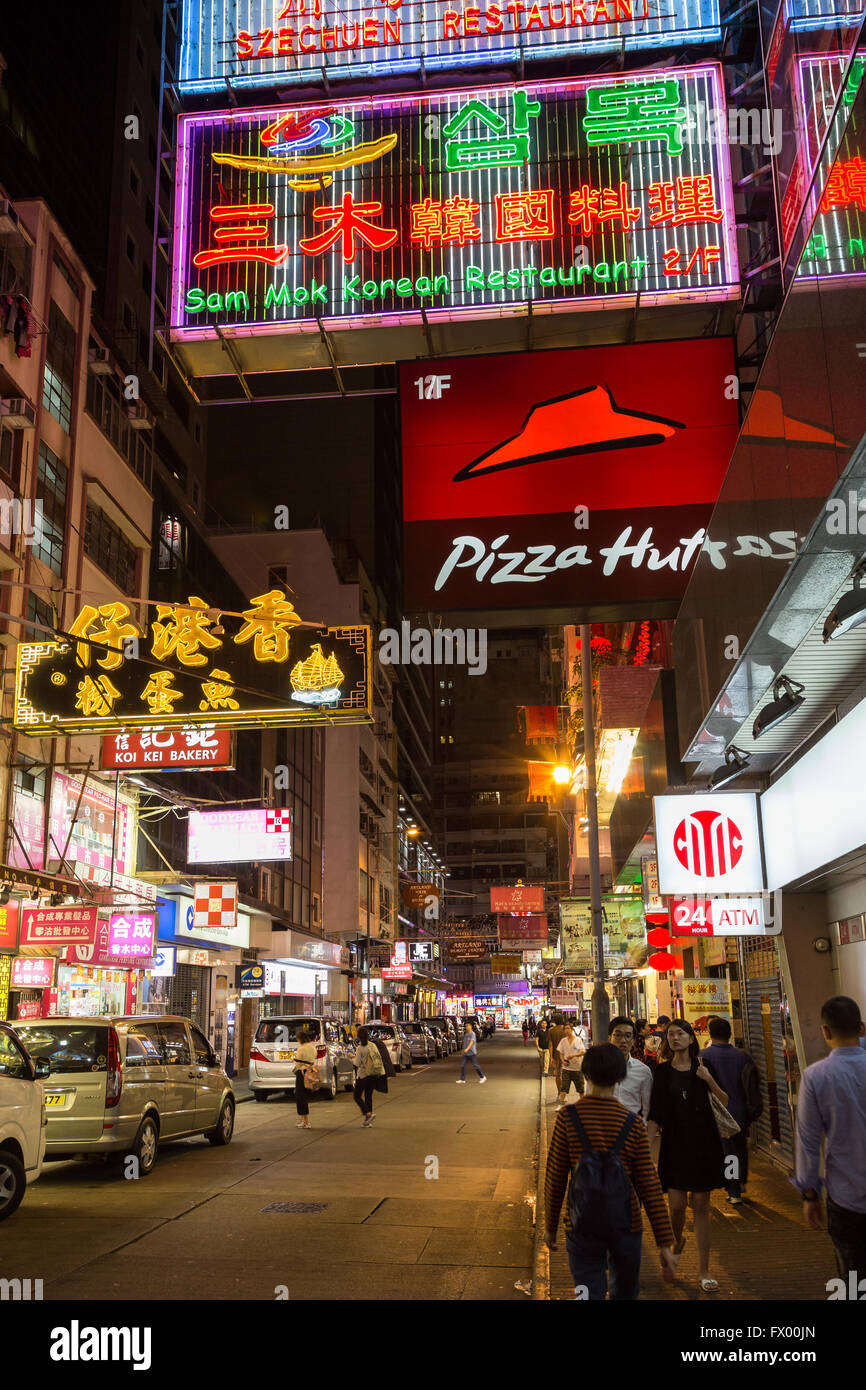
[208,1097,236,1145]
[125,1115,159,1177]
[0,1150,26,1222]
[253,1090,268,1103]
[325,1070,338,1100]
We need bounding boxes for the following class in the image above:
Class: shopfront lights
[709,745,751,790]
[752,676,805,740]
[823,564,866,642]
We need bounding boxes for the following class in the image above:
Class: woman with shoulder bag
[646,1018,735,1293]
[353,1027,386,1128]
[293,1027,320,1130]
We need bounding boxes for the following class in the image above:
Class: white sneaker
[456,1079,466,1084]
[479,1076,487,1083]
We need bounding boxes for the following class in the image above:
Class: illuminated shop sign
[178,0,721,95]
[102,725,234,771]
[401,338,739,613]
[188,808,293,863]
[14,596,371,734]
[170,67,738,356]
[783,0,864,32]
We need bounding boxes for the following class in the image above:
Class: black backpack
[741,1060,764,1122]
[565,1108,638,1242]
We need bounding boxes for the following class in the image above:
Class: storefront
[154,892,250,1058]
[55,962,135,1017]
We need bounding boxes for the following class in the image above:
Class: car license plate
[44,1094,66,1107]
[277,1051,294,1061]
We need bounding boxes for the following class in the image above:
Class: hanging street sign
[14,594,371,735]
[178,0,722,95]
[101,725,235,770]
[170,67,738,375]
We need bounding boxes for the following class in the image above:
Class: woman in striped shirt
[544,1043,677,1300]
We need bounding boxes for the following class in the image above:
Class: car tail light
[249,1047,269,1063]
[106,1027,122,1109]
[316,1046,328,1060]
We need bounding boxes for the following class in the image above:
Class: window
[42,303,76,433]
[312,893,321,926]
[27,592,55,638]
[52,254,77,292]
[157,1020,191,1065]
[85,501,137,591]
[13,763,46,800]
[261,868,271,901]
[0,425,19,489]
[0,1031,29,1079]
[189,1026,213,1066]
[34,442,68,575]
[313,811,321,846]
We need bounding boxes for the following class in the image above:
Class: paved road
[4,1031,538,1301]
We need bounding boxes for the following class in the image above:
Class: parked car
[366,1021,412,1071]
[400,1021,437,1063]
[420,1018,453,1054]
[0,1022,48,1221]
[249,1016,355,1101]
[424,1023,450,1058]
[14,1015,235,1176]
[442,1017,462,1049]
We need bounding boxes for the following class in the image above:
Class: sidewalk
[533,1066,838,1301]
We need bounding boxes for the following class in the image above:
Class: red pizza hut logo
[673,810,744,879]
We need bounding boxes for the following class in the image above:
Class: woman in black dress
[646,1018,729,1292]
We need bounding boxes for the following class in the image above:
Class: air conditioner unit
[88,346,114,375]
[0,200,20,236]
[126,402,154,430]
[0,398,36,429]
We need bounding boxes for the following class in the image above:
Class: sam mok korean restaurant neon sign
[170,66,739,349]
[178,0,722,93]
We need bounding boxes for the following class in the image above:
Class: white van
[0,1022,48,1220]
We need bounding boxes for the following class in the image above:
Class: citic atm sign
[669,896,773,936]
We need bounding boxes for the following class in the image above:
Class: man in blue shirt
[703,1017,757,1205]
[794,995,866,1279]
[456,1022,487,1084]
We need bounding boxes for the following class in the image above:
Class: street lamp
[552,764,572,785]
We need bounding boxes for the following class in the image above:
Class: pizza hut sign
[653,793,764,896]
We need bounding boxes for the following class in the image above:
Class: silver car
[14,1015,235,1177]
[366,1022,412,1071]
[400,1021,436,1063]
[249,1016,355,1101]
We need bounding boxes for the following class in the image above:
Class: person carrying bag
[293,1028,319,1131]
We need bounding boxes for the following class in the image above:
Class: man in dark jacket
[703,1017,757,1205]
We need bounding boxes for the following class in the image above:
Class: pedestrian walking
[352,1027,387,1127]
[609,1016,653,1119]
[548,1013,567,1095]
[631,1019,650,1063]
[646,1018,729,1292]
[536,1015,551,1075]
[794,995,866,1280]
[456,1020,487,1083]
[555,1021,587,1108]
[529,1015,537,1038]
[293,1027,319,1130]
[544,1043,677,1300]
[522,1019,530,1045]
[703,1016,762,1205]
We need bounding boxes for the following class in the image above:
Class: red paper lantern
[648,950,682,972]
[646,927,672,949]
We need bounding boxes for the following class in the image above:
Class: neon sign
[178,0,722,93]
[797,54,866,279]
[171,68,738,359]
[14,597,371,734]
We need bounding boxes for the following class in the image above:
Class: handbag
[300,1063,321,1091]
[709,1090,740,1139]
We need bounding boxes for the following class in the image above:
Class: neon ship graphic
[290,643,344,705]
[452,385,685,481]
[212,110,397,192]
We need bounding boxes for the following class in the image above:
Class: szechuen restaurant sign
[14,594,371,735]
[178,0,722,93]
[170,66,738,350]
